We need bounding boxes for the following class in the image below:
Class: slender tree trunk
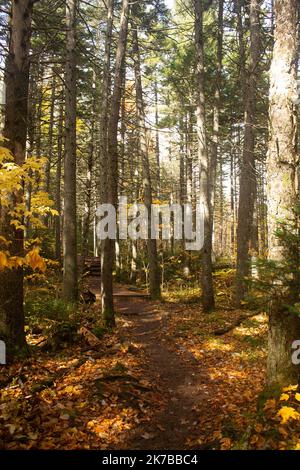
[154,78,160,197]
[81,137,94,269]
[194,0,215,312]
[99,0,114,207]
[211,0,223,259]
[45,76,56,194]
[63,0,78,302]
[99,0,114,310]
[101,0,130,326]
[55,102,64,264]
[0,0,34,359]
[235,0,261,306]
[230,147,235,255]
[132,27,161,300]
[81,74,97,271]
[183,111,193,276]
[266,0,300,386]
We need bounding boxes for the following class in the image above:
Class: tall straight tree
[101,0,130,326]
[132,27,161,300]
[0,0,35,358]
[211,0,223,253]
[55,101,64,264]
[63,0,78,302]
[266,0,300,386]
[194,0,215,312]
[99,0,114,207]
[235,0,261,306]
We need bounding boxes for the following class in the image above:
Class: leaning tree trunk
[235,0,261,306]
[0,0,34,359]
[132,27,161,300]
[266,0,300,387]
[101,0,130,326]
[63,0,78,302]
[194,0,215,312]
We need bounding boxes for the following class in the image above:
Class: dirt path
[112,291,210,450]
[86,280,266,450]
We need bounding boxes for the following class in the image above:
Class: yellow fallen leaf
[283,385,298,392]
[280,393,290,401]
[277,406,300,424]
[295,393,300,402]
[0,251,8,270]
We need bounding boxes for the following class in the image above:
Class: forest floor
[1,278,300,450]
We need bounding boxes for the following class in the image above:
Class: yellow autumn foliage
[277,406,300,424]
[282,385,298,392]
[0,251,9,270]
[280,393,290,401]
[25,248,47,273]
[0,144,57,273]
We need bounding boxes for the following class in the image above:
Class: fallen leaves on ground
[0,329,163,450]
[1,282,299,450]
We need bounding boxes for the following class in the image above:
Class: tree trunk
[101,0,130,326]
[266,0,300,386]
[99,0,114,207]
[63,0,78,302]
[0,0,34,359]
[194,0,215,312]
[154,78,160,197]
[235,0,261,306]
[45,76,56,194]
[211,0,223,259]
[81,137,94,270]
[55,102,64,264]
[132,27,161,300]
[81,74,97,271]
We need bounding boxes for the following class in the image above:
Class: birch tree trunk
[266,0,300,386]
[63,0,78,302]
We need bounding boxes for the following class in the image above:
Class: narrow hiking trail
[89,280,267,450]
[114,294,208,450]
[89,280,210,449]
[0,280,269,450]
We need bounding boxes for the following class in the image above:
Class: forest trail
[0,279,268,450]
[90,280,214,450]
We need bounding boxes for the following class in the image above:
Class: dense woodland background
[0,0,300,451]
